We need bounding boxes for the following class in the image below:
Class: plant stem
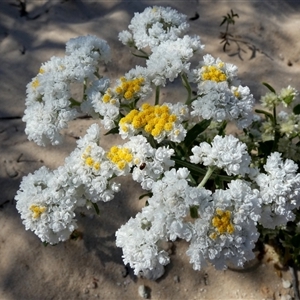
[198,166,216,188]
[155,86,160,105]
[181,73,192,105]
[272,104,280,152]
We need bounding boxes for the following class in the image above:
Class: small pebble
[282,279,291,289]
[173,275,180,283]
[87,282,97,289]
[138,285,149,299]
[83,288,89,294]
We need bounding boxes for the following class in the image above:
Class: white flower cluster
[187,180,261,270]
[23,35,110,146]
[116,168,211,279]
[146,35,204,86]
[15,166,78,244]
[116,170,262,276]
[119,6,189,49]
[190,135,251,176]
[89,66,152,130]
[16,5,300,282]
[15,124,119,244]
[16,124,176,244]
[255,152,300,228]
[190,54,255,129]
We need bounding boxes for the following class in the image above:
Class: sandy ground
[1,0,300,299]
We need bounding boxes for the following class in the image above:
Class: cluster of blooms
[119,102,189,142]
[23,35,111,146]
[16,6,300,280]
[189,54,255,129]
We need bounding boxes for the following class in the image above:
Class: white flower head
[187,180,261,271]
[15,167,78,244]
[65,35,111,64]
[115,212,170,278]
[190,54,239,92]
[255,152,300,228]
[65,124,118,203]
[119,6,190,49]
[116,167,212,279]
[190,135,251,176]
[191,83,255,129]
[146,35,204,86]
[132,145,175,190]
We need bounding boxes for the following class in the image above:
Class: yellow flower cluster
[201,65,227,82]
[81,146,101,171]
[232,87,241,99]
[102,77,145,103]
[107,146,133,170]
[210,208,234,239]
[30,204,47,219]
[31,78,40,89]
[119,103,177,137]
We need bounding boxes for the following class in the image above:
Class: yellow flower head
[210,208,234,239]
[107,146,133,170]
[30,204,47,219]
[31,78,40,89]
[119,103,177,138]
[114,77,145,101]
[201,65,227,82]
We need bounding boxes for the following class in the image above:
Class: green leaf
[190,205,199,219]
[220,17,227,27]
[255,109,274,122]
[214,176,223,189]
[92,202,100,215]
[69,97,81,108]
[185,119,211,147]
[139,192,152,200]
[262,82,276,94]
[104,127,119,135]
[291,234,300,248]
[217,121,227,136]
[293,104,300,115]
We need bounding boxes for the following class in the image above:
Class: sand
[1,1,300,299]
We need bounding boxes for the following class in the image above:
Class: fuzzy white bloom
[190,135,251,176]
[132,145,175,190]
[119,6,190,49]
[107,135,159,177]
[83,77,111,118]
[187,180,261,271]
[116,168,212,278]
[255,152,300,228]
[115,212,170,279]
[23,35,111,146]
[146,35,204,86]
[190,54,239,91]
[65,124,119,203]
[65,34,111,64]
[91,67,152,130]
[15,166,78,244]
[191,83,255,129]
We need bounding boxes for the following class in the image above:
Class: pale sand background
[1,0,300,299]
